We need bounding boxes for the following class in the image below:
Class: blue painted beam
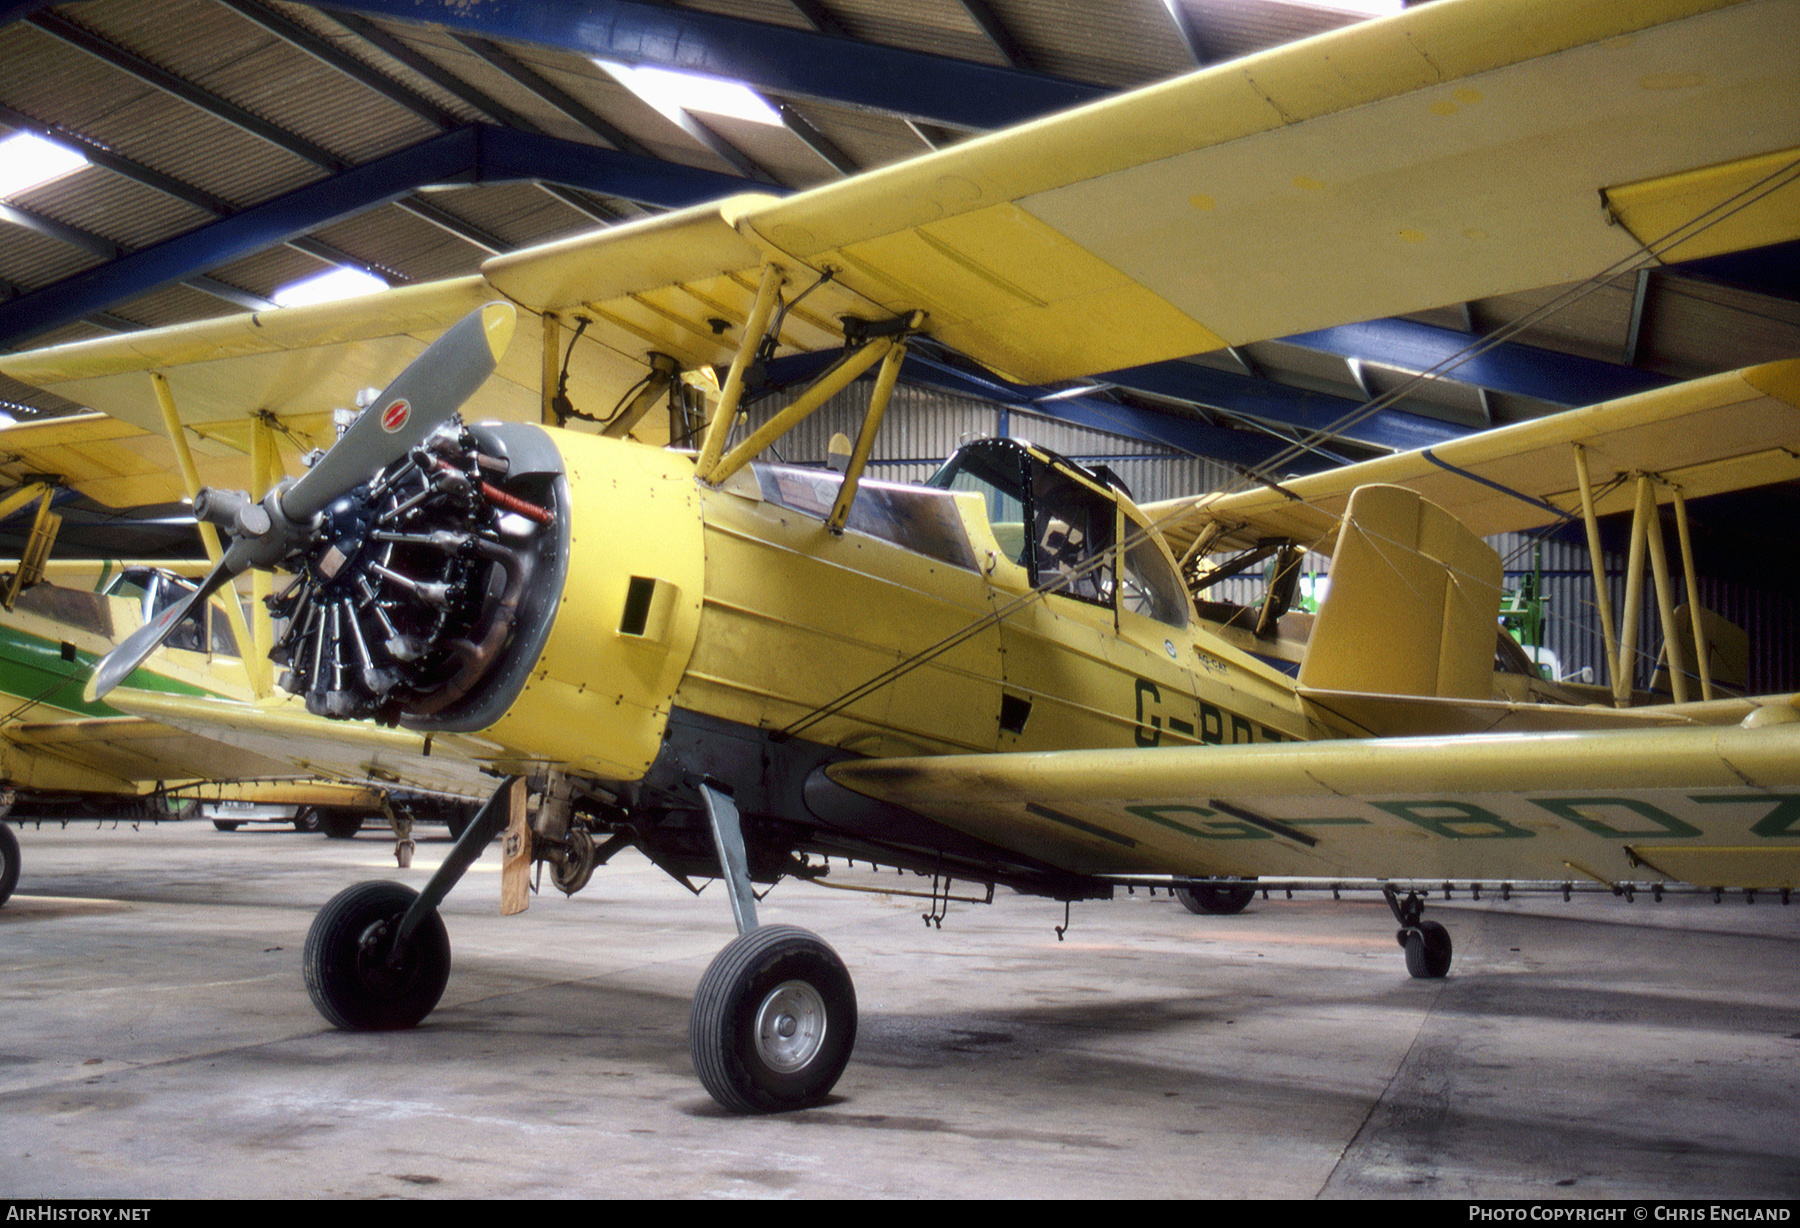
[1278,317,1671,406]
[477,126,757,205]
[0,2,55,24]
[900,354,1330,471]
[0,126,756,351]
[1671,238,1800,304]
[1101,360,1466,454]
[754,350,1353,470]
[312,0,1105,129]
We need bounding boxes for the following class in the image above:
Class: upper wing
[3,0,1794,458]
[487,0,1800,384]
[827,710,1800,890]
[0,279,542,507]
[1146,360,1800,559]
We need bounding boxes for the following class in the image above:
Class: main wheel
[304,881,450,1031]
[0,821,19,908]
[1402,919,1453,979]
[293,808,322,833]
[1176,880,1257,915]
[212,819,241,832]
[319,810,365,840]
[691,925,857,1114]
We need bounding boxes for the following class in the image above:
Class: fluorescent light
[0,132,88,199]
[596,60,781,126]
[271,267,388,308]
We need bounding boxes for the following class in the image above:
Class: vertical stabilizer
[1299,484,1501,699]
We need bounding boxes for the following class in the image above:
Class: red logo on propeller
[380,399,410,433]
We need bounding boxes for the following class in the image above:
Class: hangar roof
[0,0,1795,464]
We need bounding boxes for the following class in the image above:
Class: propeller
[87,302,517,702]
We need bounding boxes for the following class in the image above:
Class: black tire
[691,925,857,1114]
[212,819,242,832]
[319,810,365,840]
[0,821,19,908]
[293,808,322,833]
[1175,880,1257,915]
[304,881,451,1031]
[1403,919,1453,979]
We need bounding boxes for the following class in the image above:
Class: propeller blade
[84,302,515,703]
[282,301,516,521]
[86,555,239,702]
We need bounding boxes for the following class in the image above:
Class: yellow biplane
[1,0,1797,1112]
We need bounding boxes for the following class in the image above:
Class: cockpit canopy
[929,438,1188,628]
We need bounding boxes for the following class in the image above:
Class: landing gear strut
[689,782,857,1113]
[1385,886,1453,979]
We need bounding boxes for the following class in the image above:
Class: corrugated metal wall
[738,377,1798,694]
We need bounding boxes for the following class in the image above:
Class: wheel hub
[754,980,827,1072]
[354,917,417,995]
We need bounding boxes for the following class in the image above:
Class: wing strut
[149,372,268,697]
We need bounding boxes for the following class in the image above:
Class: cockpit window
[754,465,979,571]
[929,438,1188,628]
[1028,460,1114,607]
[115,568,240,658]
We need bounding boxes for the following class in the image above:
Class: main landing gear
[305,881,450,1029]
[1385,885,1453,979]
[691,923,857,1114]
[300,775,856,1114]
[689,782,856,1113]
[302,777,517,1034]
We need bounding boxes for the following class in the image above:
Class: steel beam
[1100,359,1465,454]
[306,0,1105,129]
[898,353,1332,471]
[1279,317,1670,406]
[0,126,756,350]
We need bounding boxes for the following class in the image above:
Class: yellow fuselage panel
[667,473,1316,766]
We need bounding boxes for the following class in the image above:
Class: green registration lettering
[1134,677,1161,748]
[1125,804,1272,840]
[1694,793,1800,837]
[1529,797,1700,838]
[1198,702,1224,745]
[1374,800,1535,839]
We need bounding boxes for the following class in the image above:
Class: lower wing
[828,710,1800,890]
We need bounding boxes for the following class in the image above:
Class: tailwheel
[1401,919,1453,979]
[1175,879,1257,915]
[0,821,18,907]
[1385,886,1452,979]
[304,881,451,1031]
[691,925,857,1114]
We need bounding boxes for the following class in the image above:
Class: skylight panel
[596,60,782,127]
[271,267,388,308]
[0,132,88,200]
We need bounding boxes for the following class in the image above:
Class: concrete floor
[1,819,1796,1200]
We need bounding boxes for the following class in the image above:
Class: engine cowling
[269,422,705,783]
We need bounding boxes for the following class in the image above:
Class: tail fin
[1298,484,1501,699]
